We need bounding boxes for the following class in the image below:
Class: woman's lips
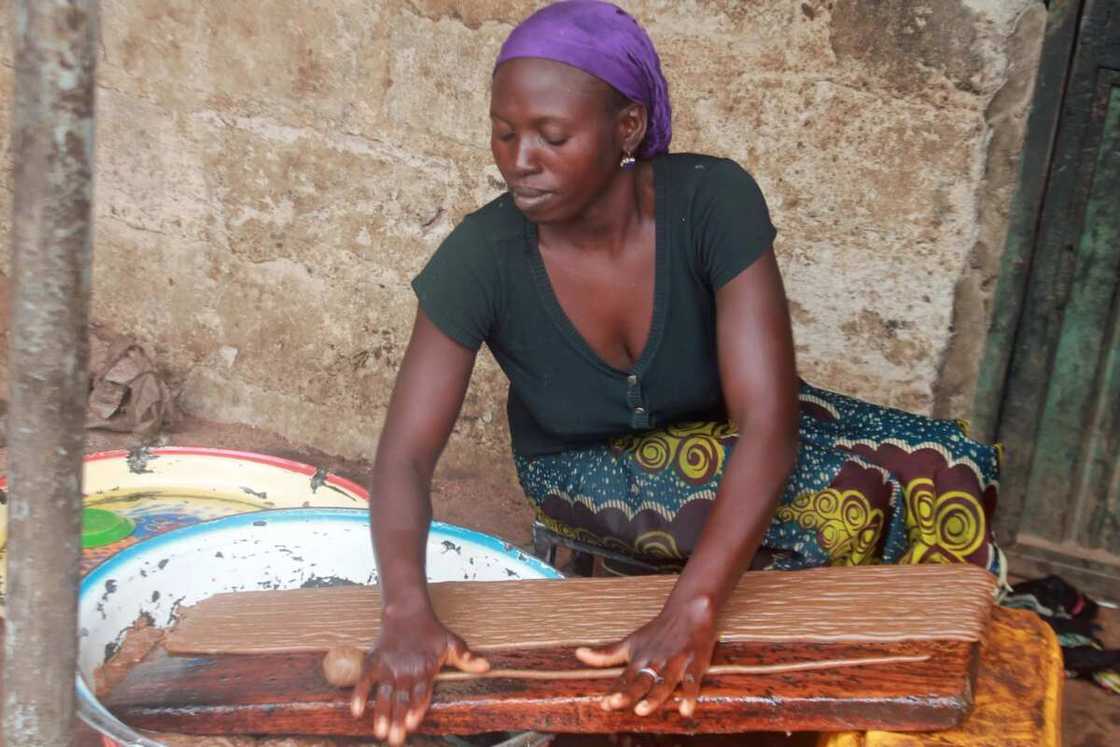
[511,186,552,211]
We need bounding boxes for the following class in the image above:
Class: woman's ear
[618,101,648,155]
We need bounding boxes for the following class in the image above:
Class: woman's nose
[513,138,538,174]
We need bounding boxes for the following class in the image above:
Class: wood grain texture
[166,565,996,656]
[105,639,977,735]
[817,607,1062,747]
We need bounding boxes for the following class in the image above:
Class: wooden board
[107,565,997,736]
[166,565,996,655]
[105,638,979,735]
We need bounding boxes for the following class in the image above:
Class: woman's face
[490,58,640,224]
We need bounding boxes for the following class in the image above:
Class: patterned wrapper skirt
[515,381,1002,574]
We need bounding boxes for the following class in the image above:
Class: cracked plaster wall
[0,1,1045,466]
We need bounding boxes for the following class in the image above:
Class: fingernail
[609,693,626,708]
[388,724,404,745]
[374,717,388,739]
[680,700,695,718]
[635,700,652,716]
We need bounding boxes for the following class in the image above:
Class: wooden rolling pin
[321,646,930,687]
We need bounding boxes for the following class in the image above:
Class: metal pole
[4,1,97,744]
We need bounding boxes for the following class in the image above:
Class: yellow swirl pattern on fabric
[610,422,735,485]
[664,422,717,437]
[634,530,682,560]
[775,488,883,566]
[678,435,723,483]
[900,477,987,564]
[609,434,642,454]
[635,433,674,471]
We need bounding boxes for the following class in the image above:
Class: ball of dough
[322,646,365,688]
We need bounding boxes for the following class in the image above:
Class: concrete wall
[0,1,1045,466]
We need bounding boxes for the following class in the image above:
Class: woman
[352,2,1001,744]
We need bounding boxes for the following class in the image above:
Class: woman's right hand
[351,606,489,746]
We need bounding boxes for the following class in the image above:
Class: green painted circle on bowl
[81,508,135,549]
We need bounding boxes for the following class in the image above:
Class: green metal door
[977,0,1120,597]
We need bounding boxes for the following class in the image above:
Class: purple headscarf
[494,1,672,159]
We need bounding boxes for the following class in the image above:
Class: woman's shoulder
[661,152,776,286]
[659,151,736,170]
[657,152,764,198]
[453,192,526,246]
[657,154,771,234]
[421,192,526,291]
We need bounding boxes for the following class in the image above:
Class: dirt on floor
[0,415,1116,745]
[1063,604,1120,747]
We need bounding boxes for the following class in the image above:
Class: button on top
[627,374,639,385]
[634,406,646,415]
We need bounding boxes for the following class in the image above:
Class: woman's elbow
[735,407,799,468]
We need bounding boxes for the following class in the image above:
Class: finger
[677,660,706,718]
[618,664,661,714]
[600,666,639,711]
[349,655,379,719]
[635,659,686,717]
[446,638,491,674]
[387,687,412,746]
[603,662,659,712]
[575,639,630,668]
[404,679,433,732]
[372,681,394,741]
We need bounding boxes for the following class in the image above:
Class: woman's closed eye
[540,130,569,147]
[492,129,567,147]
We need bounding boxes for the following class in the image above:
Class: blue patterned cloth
[516,381,1002,573]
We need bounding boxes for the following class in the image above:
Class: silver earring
[620,151,637,169]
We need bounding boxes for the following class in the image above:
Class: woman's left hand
[575,593,717,718]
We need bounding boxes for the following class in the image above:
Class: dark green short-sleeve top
[412,153,776,457]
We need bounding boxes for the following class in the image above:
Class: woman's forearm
[667,420,797,610]
[369,456,436,618]
[365,310,480,620]
[675,247,798,612]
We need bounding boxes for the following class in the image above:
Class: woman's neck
[538,162,653,256]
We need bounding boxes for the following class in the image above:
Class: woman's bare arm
[579,248,799,717]
[352,309,489,745]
